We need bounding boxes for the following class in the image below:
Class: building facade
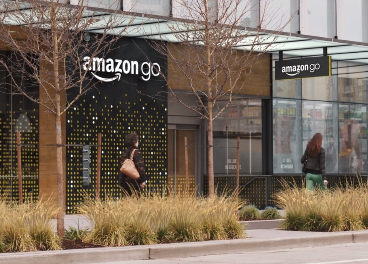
[1,0,368,210]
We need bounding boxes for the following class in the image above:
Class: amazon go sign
[275,56,331,80]
[83,56,160,82]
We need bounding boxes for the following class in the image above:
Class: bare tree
[150,0,286,197]
[0,0,135,237]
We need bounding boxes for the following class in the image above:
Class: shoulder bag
[120,149,140,180]
[302,159,308,174]
[301,152,308,174]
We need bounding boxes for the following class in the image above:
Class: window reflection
[302,77,333,101]
[338,105,367,174]
[272,56,368,176]
[273,99,301,173]
[302,101,338,173]
[274,78,298,98]
[213,99,262,175]
[338,63,368,103]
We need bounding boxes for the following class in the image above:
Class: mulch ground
[62,239,104,250]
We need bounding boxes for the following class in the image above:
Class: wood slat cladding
[39,59,66,206]
[0,25,31,50]
[167,43,270,97]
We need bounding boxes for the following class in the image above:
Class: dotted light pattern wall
[66,38,168,214]
[206,175,368,209]
[205,176,266,207]
[0,98,39,202]
[168,177,195,194]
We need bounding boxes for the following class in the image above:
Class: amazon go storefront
[67,39,275,212]
[0,35,274,211]
[272,51,368,187]
[6,35,367,211]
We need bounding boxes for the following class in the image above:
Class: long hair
[306,133,323,157]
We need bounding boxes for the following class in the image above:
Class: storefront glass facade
[273,55,368,175]
[213,98,263,175]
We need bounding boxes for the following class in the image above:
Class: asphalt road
[87,242,368,264]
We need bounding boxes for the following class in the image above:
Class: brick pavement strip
[1,231,368,264]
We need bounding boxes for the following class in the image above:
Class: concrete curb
[148,232,353,259]
[242,219,284,230]
[353,232,368,243]
[1,231,368,263]
[0,246,150,264]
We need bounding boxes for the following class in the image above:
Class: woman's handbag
[120,149,140,180]
[302,159,308,174]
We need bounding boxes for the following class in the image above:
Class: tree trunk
[55,110,65,238]
[207,103,214,197]
[51,8,64,237]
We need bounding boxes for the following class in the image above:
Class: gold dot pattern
[0,98,39,202]
[66,89,168,214]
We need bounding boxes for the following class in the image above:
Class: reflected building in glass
[273,58,368,176]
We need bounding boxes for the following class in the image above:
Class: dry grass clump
[238,205,261,221]
[78,192,244,246]
[274,180,368,232]
[260,207,283,220]
[0,197,61,252]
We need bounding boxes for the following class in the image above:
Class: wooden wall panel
[167,43,271,97]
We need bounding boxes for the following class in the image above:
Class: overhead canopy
[3,1,368,65]
[87,13,368,66]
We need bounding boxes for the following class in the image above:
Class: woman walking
[119,133,147,196]
[301,133,328,190]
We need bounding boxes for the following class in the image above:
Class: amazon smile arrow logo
[91,72,121,82]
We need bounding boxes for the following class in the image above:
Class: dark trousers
[120,181,141,196]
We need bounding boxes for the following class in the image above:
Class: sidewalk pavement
[1,215,368,264]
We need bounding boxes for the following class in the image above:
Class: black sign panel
[275,56,331,80]
[66,37,168,213]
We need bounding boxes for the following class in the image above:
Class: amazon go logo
[281,63,320,77]
[275,56,331,80]
[83,56,160,82]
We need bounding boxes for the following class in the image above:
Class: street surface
[87,242,368,264]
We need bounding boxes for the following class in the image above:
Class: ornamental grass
[0,196,61,252]
[274,180,368,232]
[78,191,245,247]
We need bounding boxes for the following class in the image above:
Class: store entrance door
[168,127,197,194]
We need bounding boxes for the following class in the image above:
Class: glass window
[338,62,368,103]
[213,98,262,174]
[272,69,301,98]
[338,104,367,174]
[130,0,170,16]
[338,77,350,102]
[273,99,302,173]
[350,73,367,103]
[302,101,339,173]
[302,76,334,101]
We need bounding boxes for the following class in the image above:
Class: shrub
[238,205,261,221]
[65,226,89,242]
[260,207,282,220]
[274,180,368,232]
[0,197,61,252]
[78,191,245,246]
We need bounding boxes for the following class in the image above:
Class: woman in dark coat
[301,133,328,190]
[119,133,147,196]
